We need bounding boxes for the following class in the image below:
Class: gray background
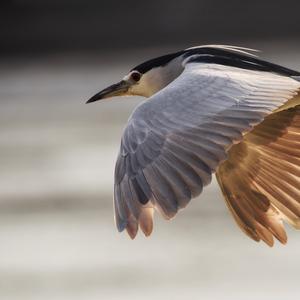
[1,0,300,55]
[1,1,300,299]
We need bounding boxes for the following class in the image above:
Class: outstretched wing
[114,62,300,238]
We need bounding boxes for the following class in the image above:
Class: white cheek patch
[124,57,184,97]
[130,68,163,97]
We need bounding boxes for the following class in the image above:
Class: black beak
[86,80,130,104]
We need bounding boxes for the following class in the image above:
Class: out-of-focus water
[0,45,300,300]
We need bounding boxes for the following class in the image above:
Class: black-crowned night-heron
[87,45,300,246]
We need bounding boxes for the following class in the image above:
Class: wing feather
[217,105,300,246]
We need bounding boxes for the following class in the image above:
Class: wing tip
[116,219,127,233]
[119,207,154,239]
[126,229,138,240]
[139,208,154,237]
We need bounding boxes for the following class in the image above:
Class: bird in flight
[87,45,300,246]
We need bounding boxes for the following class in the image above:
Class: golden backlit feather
[217,98,300,246]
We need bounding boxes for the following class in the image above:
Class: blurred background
[1,1,300,299]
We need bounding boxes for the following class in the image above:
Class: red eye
[131,71,141,82]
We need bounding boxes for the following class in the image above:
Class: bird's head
[86,52,184,103]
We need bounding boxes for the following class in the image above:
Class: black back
[131,47,300,77]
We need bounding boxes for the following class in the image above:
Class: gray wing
[114,62,300,238]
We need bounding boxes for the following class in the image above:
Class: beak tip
[86,80,128,104]
[86,94,101,104]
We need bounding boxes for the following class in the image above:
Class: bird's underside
[111,46,300,246]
